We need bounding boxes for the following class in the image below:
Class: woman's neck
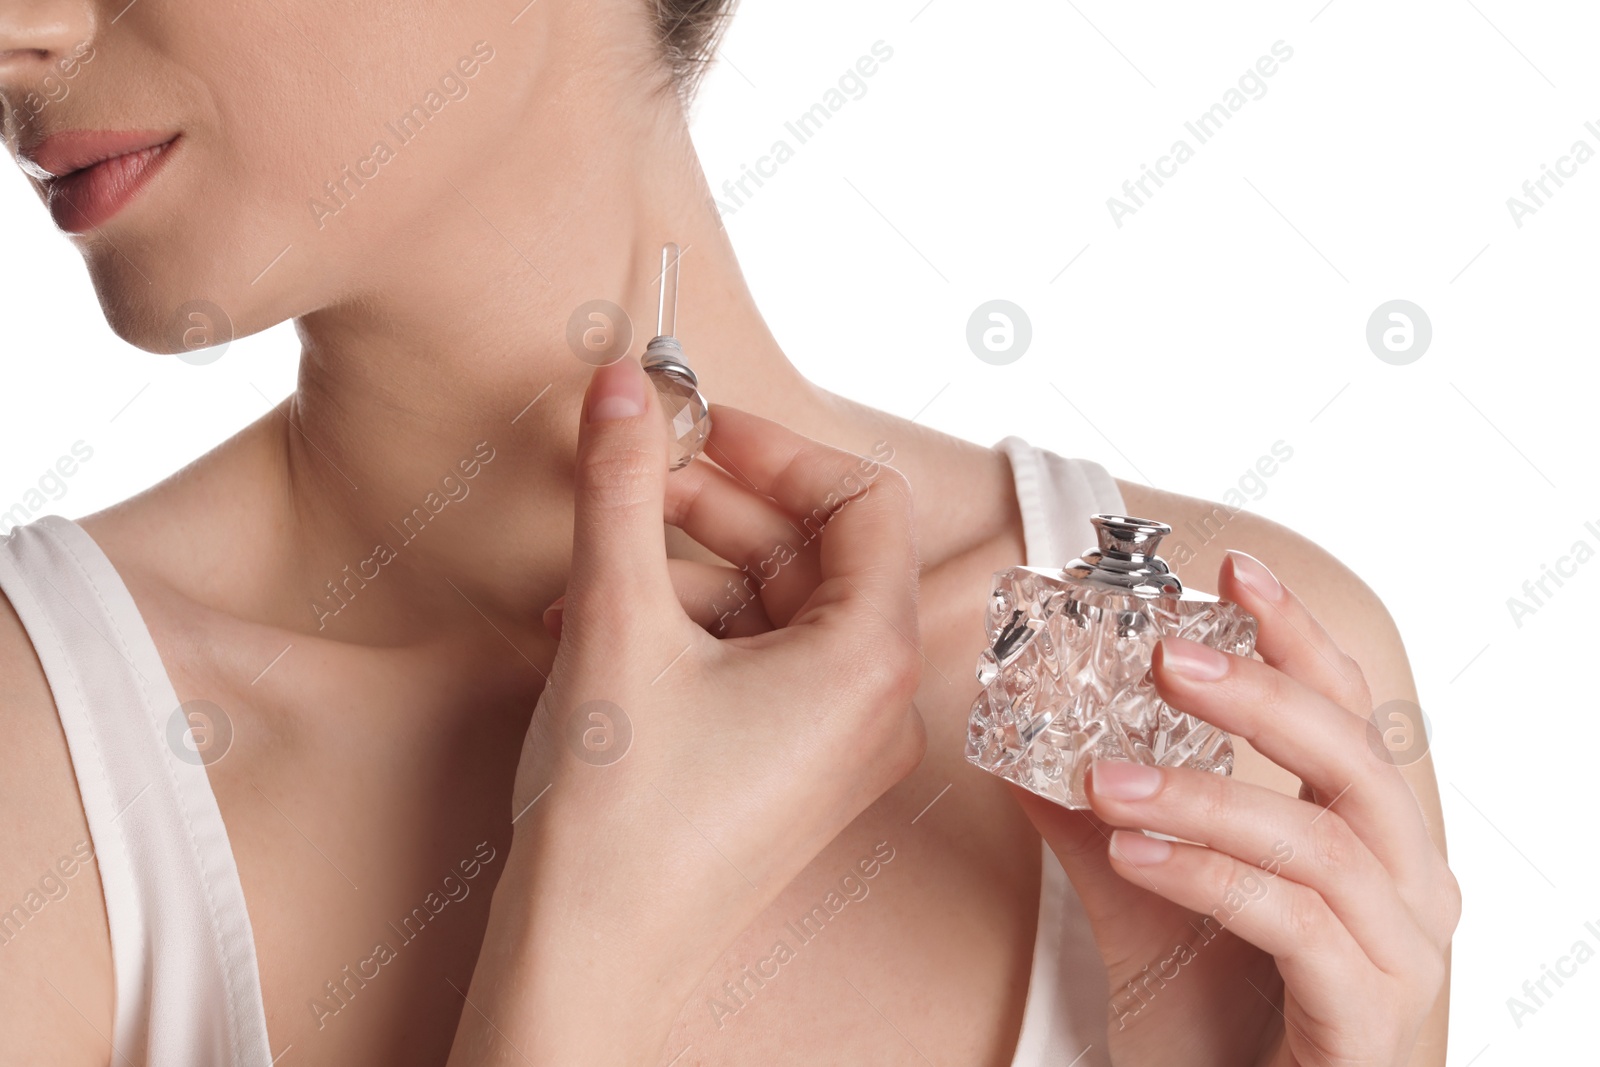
[255,55,1018,644]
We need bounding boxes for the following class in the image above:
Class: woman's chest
[147,618,537,1066]
[206,701,524,1065]
[149,549,1045,1066]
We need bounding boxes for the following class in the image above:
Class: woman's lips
[43,135,180,233]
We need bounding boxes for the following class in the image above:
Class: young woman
[0,1,1458,1064]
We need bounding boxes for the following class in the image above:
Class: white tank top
[0,437,1119,1067]
[0,512,274,1066]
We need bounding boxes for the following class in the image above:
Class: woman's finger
[1087,761,1431,970]
[665,559,775,637]
[702,405,917,632]
[1220,550,1374,724]
[1101,828,1376,995]
[562,358,681,640]
[542,560,774,641]
[664,457,823,626]
[1152,638,1438,893]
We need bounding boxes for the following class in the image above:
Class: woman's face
[0,0,593,353]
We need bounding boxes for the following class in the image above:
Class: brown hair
[653,0,739,101]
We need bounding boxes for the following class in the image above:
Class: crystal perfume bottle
[965,514,1258,809]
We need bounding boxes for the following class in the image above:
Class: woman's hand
[1015,551,1460,1067]
[448,357,925,1066]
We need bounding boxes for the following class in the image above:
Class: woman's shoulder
[1115,478,1445,839]
[0,581,115,1065]
[1114,478,1402,665]
[0,414,272,1062]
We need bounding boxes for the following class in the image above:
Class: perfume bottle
[965,514,1258,809]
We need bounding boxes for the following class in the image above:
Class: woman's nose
[0,0,95,101]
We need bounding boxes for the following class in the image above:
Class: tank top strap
[995,435,1124,569]
[0,515,272,1067]
[994,438,1122,1067]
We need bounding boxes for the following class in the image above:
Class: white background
[2,1,1595,1061]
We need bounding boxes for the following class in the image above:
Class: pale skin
[0,0,1456,1064]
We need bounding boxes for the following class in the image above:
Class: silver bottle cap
[1062,514,1184,598]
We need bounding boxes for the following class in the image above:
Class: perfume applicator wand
[640,242,711,470]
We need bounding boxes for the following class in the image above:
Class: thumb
[563,356,677,634]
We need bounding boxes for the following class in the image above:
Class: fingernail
[1160,637,1229,680]
[1110,829,1172,866]
[1091,759,1163,800]
[586,359,646,422]
[1226,550,1282,603]
[542,596,565,634]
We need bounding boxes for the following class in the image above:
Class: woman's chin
[90,283,243,358]
[77,218,302,356]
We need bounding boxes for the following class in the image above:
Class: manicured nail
[586,359,646,422]
[1110,829,1173,866]
[1091,759,1163,800]
[1226,550,1282,603]
[1160,637,1229,680]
